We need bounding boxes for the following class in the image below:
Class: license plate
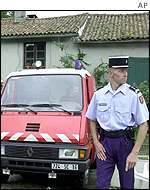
[51,163,78,170]
[2,168,10,175]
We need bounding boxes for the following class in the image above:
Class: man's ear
[108,68,113,77]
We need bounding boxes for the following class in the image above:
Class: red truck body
[1,68,95,187]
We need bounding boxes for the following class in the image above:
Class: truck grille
[25,123,40,132]
[6,145,58,159]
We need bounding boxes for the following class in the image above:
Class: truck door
[86,75,95,103]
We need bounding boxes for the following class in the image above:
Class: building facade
[1,11,149,80]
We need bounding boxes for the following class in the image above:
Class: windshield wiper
[31,103,61,107]
[2,104,30,107]
[31,103,72,115]
[2,104,37,114]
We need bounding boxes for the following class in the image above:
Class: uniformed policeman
[86,56,149,189]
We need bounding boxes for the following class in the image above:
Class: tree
[1,11,14,18]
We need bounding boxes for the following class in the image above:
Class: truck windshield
[1,74,83,112]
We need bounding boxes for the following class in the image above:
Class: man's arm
[132,121,148,154]
[89,120,99,144]
[125,121,148,171]
[90,120,106,160]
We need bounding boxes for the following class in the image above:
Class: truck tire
[1,174,9,183]
[79,169,89,188]
[21,173,37,180]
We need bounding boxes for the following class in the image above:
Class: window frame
[24,42,46,69]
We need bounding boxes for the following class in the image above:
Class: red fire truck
[1,67,95,187]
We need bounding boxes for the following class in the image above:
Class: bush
[60,54,74,68]
[93,62,108,89]
[137,80,149,105]
[56,42,89,69]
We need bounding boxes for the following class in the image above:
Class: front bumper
[1,156,90,176]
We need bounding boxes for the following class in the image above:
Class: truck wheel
[1,174,9,183]
[21,173,36,180]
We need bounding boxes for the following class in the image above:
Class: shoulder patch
[129,85,140,94]
[139,95,144,104]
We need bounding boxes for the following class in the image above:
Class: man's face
[110,68,128,85]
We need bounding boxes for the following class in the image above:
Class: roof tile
[1,12,149,41]
[80,12,149,41]
[1,13,88,37]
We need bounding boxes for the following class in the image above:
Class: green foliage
[77,49,90,67]
[60,54,75,68]
[1,11,14,18]
[77,48,86,60]
[138,80,149,104]
[93,61,108,89]
[56,42,89,68]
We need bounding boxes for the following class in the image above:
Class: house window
[24,42,46,69]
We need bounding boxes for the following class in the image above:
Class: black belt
[100,127,135,138]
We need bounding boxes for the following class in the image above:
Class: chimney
[14,11,26,23]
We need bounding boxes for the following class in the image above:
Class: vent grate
[25,123,40,132]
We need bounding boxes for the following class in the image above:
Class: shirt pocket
[115,106,130,124]
[97,105,110,122]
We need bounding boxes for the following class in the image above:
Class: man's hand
[89,120,106,160]
[94,141,106,160]
[125,151,138,172]
[125,122,148,172]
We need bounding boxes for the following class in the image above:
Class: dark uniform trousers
[96,129,135,189]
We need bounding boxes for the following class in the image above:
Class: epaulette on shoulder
[129,85,140,94]
[96,87,101,91]
[96,85,104,91]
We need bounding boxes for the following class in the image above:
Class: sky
[26,10,149,18]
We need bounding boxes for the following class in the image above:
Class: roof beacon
[74,59,83,70]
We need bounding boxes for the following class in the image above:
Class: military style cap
[109,56,129,68]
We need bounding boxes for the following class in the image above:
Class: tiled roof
[1,13,88,37]
[1,12,149,42]
[80,12,149,41]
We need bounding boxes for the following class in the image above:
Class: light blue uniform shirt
[86,83,149,131]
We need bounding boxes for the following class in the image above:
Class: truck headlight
[79,149,86,159]
[59,149,78,159]
[1,145,5,155]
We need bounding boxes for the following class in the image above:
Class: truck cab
[1,68,95,187]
